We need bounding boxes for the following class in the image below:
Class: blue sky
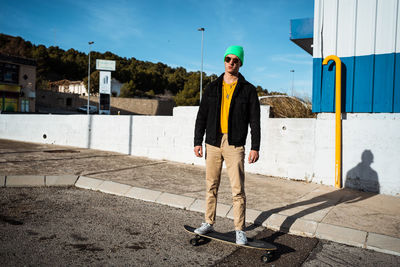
[1,0,314,98]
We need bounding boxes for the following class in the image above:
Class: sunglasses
[225,56,240,65]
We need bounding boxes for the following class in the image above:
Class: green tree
[0,34,33,57]
[120,80,146,98]
[146,90,155,97]
[174,72,218,106]
[37,79,50,90]
[1,33,289,104]
[256,85,269,96]
[120,80,135,98]
[174,72,200,106]
[82,70,99,94]
[167,67,187,94]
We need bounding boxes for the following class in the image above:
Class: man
[193,45,260,245]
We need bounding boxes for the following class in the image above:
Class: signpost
[96,59,116,71]
[99,71,111,94]
[96,60,116,114]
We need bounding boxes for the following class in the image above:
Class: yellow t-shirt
[220,80,237,133]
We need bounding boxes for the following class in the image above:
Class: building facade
[312,0,400,113]
[0,54,36,112]
[57,80,87,95]
[290,0,400,113]
[288,0,400,194]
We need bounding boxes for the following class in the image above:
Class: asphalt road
[1,187,399,266]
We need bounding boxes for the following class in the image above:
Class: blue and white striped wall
[312,0,400,113]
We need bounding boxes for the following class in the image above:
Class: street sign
[97,60,116,115]
[99,71,111,94]
[96,59,116,71]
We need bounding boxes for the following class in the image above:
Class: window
[0,63,19,84]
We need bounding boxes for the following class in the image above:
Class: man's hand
[194,146,203,158]
[248,150,259,164]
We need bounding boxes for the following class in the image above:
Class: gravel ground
[0,187,320,266]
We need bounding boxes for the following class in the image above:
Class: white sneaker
[236,230,247,245]
[194,223,214,235]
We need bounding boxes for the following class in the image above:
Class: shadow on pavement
[246,150,380,250]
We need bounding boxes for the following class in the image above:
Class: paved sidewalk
[1,139,399,256]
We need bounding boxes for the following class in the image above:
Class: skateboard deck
[184,225,276,263]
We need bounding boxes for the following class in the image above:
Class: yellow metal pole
[322,55,342,189]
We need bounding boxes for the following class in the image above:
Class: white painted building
[55,79,121,97]
[58,81,87,95]
[288,0,400,195]
[311,0,400,113]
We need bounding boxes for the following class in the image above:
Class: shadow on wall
[87,114,93,149]
[345,150,380,193]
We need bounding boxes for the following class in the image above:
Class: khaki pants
[205,134,246,230]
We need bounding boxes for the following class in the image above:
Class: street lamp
[87,41,94,114]
[290,69,295,96]
[198,28,205,102]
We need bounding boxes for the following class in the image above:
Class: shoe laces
[201,223,211,229]
[237,230,246,239]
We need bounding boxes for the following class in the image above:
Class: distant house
[50,80,87,96]
[0,53,37,112]
[50,78,122,97]
[59,80,87,95]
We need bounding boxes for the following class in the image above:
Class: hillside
[0,33,314,117]
[0,33,218,105]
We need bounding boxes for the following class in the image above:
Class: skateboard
[184,225,277,263]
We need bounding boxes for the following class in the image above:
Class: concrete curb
[75,176,104,190]
[2,175,78,187]
[315,222,367,248]
[2,175,399,257]
[97,181,132,197]
[367,233,400,256]
[125,187,162,202]
[46,175,79,186]
[156,192,195,210]
[6,175,45,187]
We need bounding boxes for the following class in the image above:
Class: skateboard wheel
[190,238,198,246]
[261,253,273,263]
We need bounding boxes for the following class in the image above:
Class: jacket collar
[216,72,246,85]
[215,72,246,101]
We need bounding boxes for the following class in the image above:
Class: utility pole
[87,41,94,114]
[290,69,295,96]
[198,28,205,102]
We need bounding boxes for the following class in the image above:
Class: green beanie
[224,45,244,65]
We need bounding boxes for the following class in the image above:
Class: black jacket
[194,73,261,151]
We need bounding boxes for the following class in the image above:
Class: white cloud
[271,53,312,65]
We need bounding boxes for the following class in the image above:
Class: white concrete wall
[0,107,399,196]
[314,113,400,196]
